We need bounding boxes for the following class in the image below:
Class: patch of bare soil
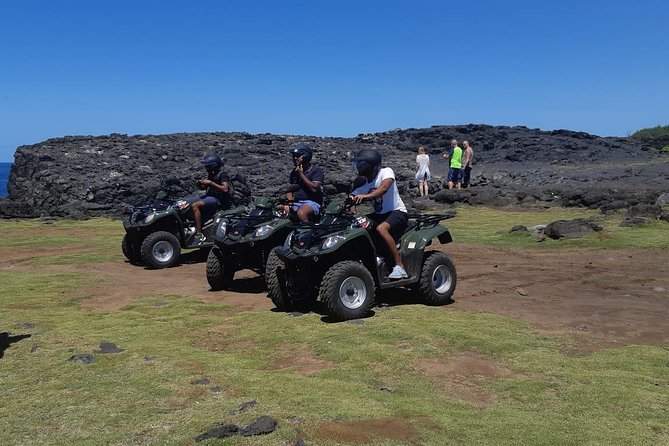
[6,242,668,354]
[313,418,424,445]
[415,352,522,407]
[443,243,669,352]
[5,255,274,312]
[265,345,333,376]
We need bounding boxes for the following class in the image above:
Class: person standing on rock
[462,140,474,188]
[286,143,325,222]
[443,139,463,190]
[415,146,431,197]
[193,154,232,243]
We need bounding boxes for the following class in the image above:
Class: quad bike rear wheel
[206,246,235,290]
[122,234,142,265]
[320,261,375,321]
[140,231,181,269]
[418,251,456,305]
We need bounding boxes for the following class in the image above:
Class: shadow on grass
[0,333,31,359]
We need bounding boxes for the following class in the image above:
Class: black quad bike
[265,199,456,321]
[205,197,302,290]
[122,197,248,269]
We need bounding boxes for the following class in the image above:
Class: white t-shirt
[351,167,407,214]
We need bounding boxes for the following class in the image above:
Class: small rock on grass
[94,342,125,354]
[346,319,365,325]
[192,378,210,385]
[68,354,95,364]
[229,400,257,414]
[195,416,277,441]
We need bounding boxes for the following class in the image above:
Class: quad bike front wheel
[418,251,456,305]
[140,231,181,269]
[206,246,235,290]
[265,249,295,310]
[320,260,375,321]
[122,234,142,265]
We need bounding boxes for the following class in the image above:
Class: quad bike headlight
[143,214,155,224]
[322,235,345,250]
[216,220,228,237]
[254,224,273,238]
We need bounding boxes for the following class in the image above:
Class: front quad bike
[122,198,247,269]
[206,197,299,290]
[266,200,456,321]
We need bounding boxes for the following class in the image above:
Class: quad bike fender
[125,210,182,231]
[400,224,452,253]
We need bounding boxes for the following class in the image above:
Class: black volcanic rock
[2,125,668,218]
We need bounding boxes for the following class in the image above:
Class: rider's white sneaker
[388,265,408,279]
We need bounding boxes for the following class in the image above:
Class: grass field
[1,207,668,445]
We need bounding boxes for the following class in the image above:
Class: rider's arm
[208,181,229,193]
[296,166,323,193]
[355,178,393,201]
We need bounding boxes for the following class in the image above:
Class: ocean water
[0,163,11,197]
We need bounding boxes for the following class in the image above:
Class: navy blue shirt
[206,170,232,207]
[289,165,325,205]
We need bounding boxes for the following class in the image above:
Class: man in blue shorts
[192,154,233,243]
[286,143,324,222]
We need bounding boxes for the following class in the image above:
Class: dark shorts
[447,168,462,183]
[462,165,472,188]
[368,210,409,241]
[200,196,221,209]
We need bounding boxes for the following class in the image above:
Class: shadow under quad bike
[205,197,304,290]
[265,199,456,321]
[122,197,248,269]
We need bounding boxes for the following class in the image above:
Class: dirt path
[5,243,668,351]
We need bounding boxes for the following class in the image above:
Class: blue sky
[1,0,667,162]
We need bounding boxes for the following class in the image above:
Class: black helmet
[351,148,382,176]
[290,143,313,163]
[201,154,222,169]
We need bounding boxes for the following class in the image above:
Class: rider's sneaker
[388,265,408,279]
[195,233,206,244]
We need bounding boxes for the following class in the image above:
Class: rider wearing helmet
[350,148,409,279]
[287,143,325,222]
[193,154,232,243]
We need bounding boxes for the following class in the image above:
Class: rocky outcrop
[1,125,668,218]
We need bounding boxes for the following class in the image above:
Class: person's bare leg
[297,205,314,222]
[192,201,204,234]
[425,181,429,196]
[376,222,403,268]
[447,181,453,190]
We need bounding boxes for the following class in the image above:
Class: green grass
[446,206,669,249]
[0,213,668,445]
[631,124,669,139]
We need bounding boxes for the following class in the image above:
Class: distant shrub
[631,125,669,138]
[661,146,669,152]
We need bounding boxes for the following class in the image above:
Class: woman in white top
[415,146,431,197]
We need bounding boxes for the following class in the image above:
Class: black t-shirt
[206,170,233,207]
[289,165,325,204]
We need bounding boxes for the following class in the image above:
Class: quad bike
[265,198,456,321]
[205,197,305,290]
[122,197,248,269]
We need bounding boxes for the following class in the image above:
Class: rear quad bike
[265,199,456,321]
[206,197,305,290]
[122,197,247,269]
